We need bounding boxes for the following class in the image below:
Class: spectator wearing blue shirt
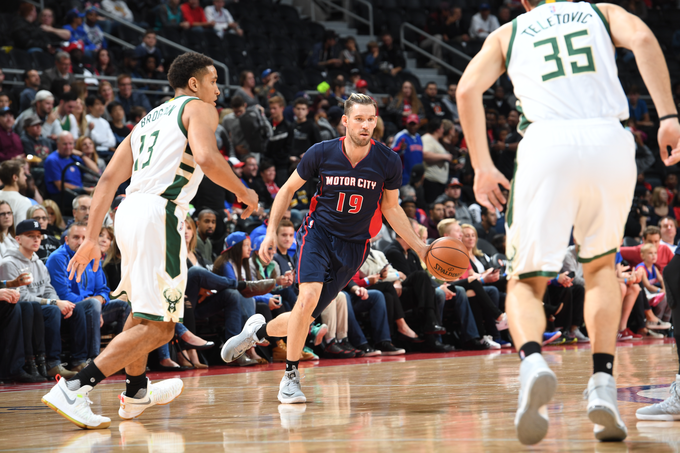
[83,8,107,54]
[392,114,424,185]
[44,131,95,197]
[134,30,164,72]
[114,74,152,118]
[627,85,654,127]
[19,70,41,113]
[46,223,130,362]
[63,9,99,58]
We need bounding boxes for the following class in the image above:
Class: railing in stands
[310,0,374,38]
[400,22,470,77]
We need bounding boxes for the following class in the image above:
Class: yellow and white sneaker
[42,378,111,429]
[118,378,184,420]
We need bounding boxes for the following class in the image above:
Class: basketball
[425,237,470,281]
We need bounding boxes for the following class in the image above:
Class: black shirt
[266,118,294,167]
[37,235,60,263]
[422,95,453,121]
[384,241,422,277]
[291,120,322,157]
[192,177,227,213]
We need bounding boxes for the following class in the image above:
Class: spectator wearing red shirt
[180,0,214,31]
[620,226,674,271]
[0,107,24,162]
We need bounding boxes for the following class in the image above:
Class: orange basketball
[425,237,470,281]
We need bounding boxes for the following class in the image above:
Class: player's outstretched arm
[186,101,259,217]
[601,3,680,165]
[382,188,428,260]
[457,26,511,211]
[259,170,307,264]
[68,134,134,282]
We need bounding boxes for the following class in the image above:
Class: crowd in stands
[0,0,679,383]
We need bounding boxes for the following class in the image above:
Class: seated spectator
[423,202,445,240]
[636,244,671,323]
[291,98,322,162]
[56,92,80,140]
[363,41,383,74]
[15,91,62,144]
[250,159,279,209]
[308,30,342,70]
[102,0,135,22]
[340,37,362,72]
[441,84,460,124]
[27,205,60,262]
[621,226,675,271]
[72,98,89,138]
[156,0,190,32]
[64,8,100,57]
[95,49,117,78]
[38,8,71,42]
[43,200,65,238]
[0,108,23,162]
[392,114,423,185]
[205,0,242,38]
[181,0,214,31]
[134,30,164,71]
[107,101,130,146]
[0,160,32,226]
[555,244,590,342]
[0,202,19,256]
[40,52,76,92]
[20,115,51,161]
[181,215,207,269]
[265,96,294,186]
[222,96,249,158]
[659,216,677,252]
[473,206,499,244]
[319,293,356,358]
[627,85,654,127]
[422,82,454,122]
[649,186,675,227]
[0,287,33,382]
[469,4,500,41]
[615,251,643,340]
[0,219,81,379]
[485,86,512,117]
[19,70,41,113]
[234,71,261,108]
[422,118,451,201]
[120,50,142,79]
[128,106,147,126]
[11,2,56,54]
[44,131,96,198]
[85,95,116,158]
[379,32,405,76]
[115,74,152,118]
[46,223,131,364]
[387,81,424,128]
[74,137,104,186]
[195,209,217,265]
[434,178,473,225]
[256,70,285,108]
[444,7,470,45]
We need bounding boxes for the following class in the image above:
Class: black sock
[518,341,541,360]
[237,281,246,291]
[285,360,299,372]
[66,362,106,390]
[256,325,268,342]
[593,353,615,375]
[125,372,148,398]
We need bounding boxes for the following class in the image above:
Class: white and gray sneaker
[278,368,306,404]
[636,375,680,421]
[496,313,509,331]
[221,314,266,363]
[585,372,627,441]
[42,378,111,429]
[119,378,184,420]
[515,353,557,445]
[482,335,501,350]
[571,328,590,343]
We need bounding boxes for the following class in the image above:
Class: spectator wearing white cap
[14,91,62,144]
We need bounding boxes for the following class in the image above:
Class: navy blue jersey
[296,137,402,242]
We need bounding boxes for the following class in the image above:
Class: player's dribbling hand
[473,167,511,212]
[259,234,277,265]
[67,238,101,283]
[238,188,259,219]
[659,118,680,166]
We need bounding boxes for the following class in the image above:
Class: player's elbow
[630,27,656,51]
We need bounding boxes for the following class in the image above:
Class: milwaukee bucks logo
[164,288,183,313]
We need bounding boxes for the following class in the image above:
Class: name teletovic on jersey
[521,11,593,37]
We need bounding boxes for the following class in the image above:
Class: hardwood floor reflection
[2,341,680,452]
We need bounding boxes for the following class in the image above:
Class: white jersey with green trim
[127,95,205,210]
[506,0,628,133]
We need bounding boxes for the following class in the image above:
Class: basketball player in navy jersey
[221,93,429,403]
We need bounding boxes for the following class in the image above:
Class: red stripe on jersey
[361,239,369,263]
[296,221,310,284]
[308,172,324,214]
[368,183,385,238]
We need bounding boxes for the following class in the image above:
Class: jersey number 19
[336,192,364,214]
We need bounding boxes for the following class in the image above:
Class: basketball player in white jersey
[41,53,258,429]
[457,0,680,445]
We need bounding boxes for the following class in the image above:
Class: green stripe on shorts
[518,271,558,280]
[165,200,182,279]
[578,247,617,263]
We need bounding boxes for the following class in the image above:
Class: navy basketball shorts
[295,217,370,318]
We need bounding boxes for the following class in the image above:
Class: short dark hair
[259,159,275,172]
[426,117,442,134]
[230,96,245,109]
[425,81,437,89]
[107,100,123,114]
[644,225,661,238]
[197,209,216,220]
[143,29,156,37]
[22,69,36,82]
[294,97,308,107]
[481,206,490,216]
[129,106,146,120]
[59,91,78,104]
[428,201,444,212]
[167,52,214,90]
[85,95,104,108]
[0,159,23,186]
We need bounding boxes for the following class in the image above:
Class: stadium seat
[10,49,34,70]
[32,52,54,71]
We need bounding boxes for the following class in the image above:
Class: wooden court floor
[2,339,680,452]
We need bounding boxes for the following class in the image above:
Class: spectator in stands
[27,205,59,262]
[0,160,32,226]
[340,37,362,72]
[434,177,473,225]
[120,50,142,79]
[38,8,71,42]
[156,0,190,31]
[85,95,116,158]
[98,81,117,118]
[363,41,383,74]
[627,85,654,127]
[181,0,215,31]
[252,159,279,209]
[392,114,423,185]
[265,96,293,185]
[318,293,356,358]
[19,70,41,113]
[441,84,459,124]
[196,209,217,265]
[44,131,94,197]
[659,216,677,252]
[20,115,51,160]
[43,200,65,238]
[134,30,164,71]
[421,118,451,200]
[234,71,261,108]
[621,225,674,271]
[0,92,10,114]
[469,4,500,41]
[649,186,675,227]
[75,137,105,185]
[308,30,342,70]
[11,2,56,54]
[222,96,249,158]
[0,202,18,256]
[56,92,79,140]
[102,0,135,22]
[71,98,89,139]
[94,49,117,78]
[0,107,23,162]
[423,202,445,240]
[291,97,322,162]
[443,7,470,45]
[421,4,450,67]
[47,223,130,362]
[40,52,76,91]
[205,0,242,38]
[379,32,405,76]
[115,74,152,118]
[83,8,107,53]
[15,91,62,144]
[473,206,499,244]
[387,81,424,127]
[107,101,130,146]
[485,85,512,117]
[63,9,96,57]
[616,252,643,339]
[256,70,284,107]
[128,106,147,126]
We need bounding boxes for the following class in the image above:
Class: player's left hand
[67,238,100,283]
[238,188,259,219]
[474,167,510,212]
[659,118,680,166]
[259,234,277,265]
